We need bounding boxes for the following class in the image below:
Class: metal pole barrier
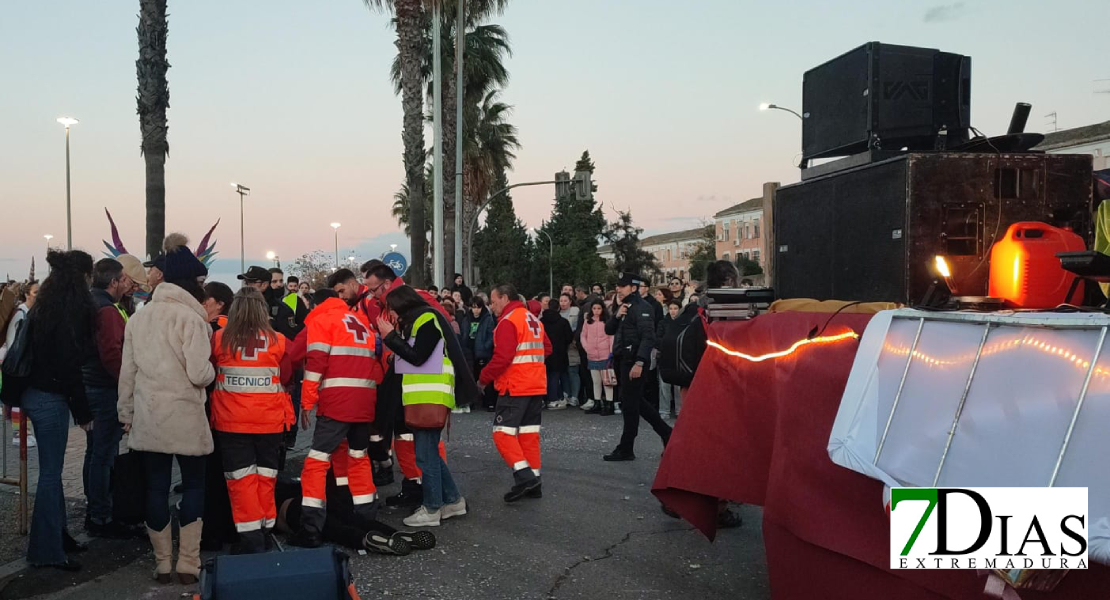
[1048,326,1107,486]
[874,317,925,464]
[932,323,992,486]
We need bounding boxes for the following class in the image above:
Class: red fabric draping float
[652,311,1109,599]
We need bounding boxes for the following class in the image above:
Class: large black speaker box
[773,153,1093,304]
[802,42,971,162]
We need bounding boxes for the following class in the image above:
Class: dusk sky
[2,0,1107,285]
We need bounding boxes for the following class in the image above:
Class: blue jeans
[546,371,564,403]
[143,452,206,531]
[413,428,459,512]
[560,368,581,401]
[83,385,122,524]
[22,387,71,565]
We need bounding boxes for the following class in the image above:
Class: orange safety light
[988,222,1085,308]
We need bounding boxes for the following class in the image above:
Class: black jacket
[460,308,495,363]
[265,288,300,340]
[27,308,93,424]
[642,292,664,324]
[605,292,655,365]
[452,282,473,305]
[540,309,572,373]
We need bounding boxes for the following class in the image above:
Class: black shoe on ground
[503,478,542,503]
[385,488,422,509]
[86,519,137,540]
[525,483,542,499]
[392,530,436,550]
[717,508,743,529]
[603,448,636,462]
[287,529,323,548]
[373,464,396,488]
[364,532,411,556]
[62,531,88,553]
[33,559,81,572]
[485,405,496,412]
[599,402,615,416]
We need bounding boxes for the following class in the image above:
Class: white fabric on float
[828,309,1110,564]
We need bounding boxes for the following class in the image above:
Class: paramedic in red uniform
[480,283,552,502]
[290,292,385,547]
[209,287,294,554]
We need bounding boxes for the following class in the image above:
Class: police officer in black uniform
[603,272,673,461]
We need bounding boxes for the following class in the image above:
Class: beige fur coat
[117,282,215,456]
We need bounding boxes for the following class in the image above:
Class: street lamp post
[266,251,279,268]
[758,103,806,121]
[231,183,251,275]
[464,180,561,281]
[531,227,553,295]
[56,117,79,250]
[330,223,341,268]
[43,234,53,253]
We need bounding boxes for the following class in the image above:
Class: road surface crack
[546,526,692,599]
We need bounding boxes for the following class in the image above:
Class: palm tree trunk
[397,0,427,287]
[137,0,169,260]
[442,68,457,284]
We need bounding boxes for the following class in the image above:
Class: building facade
[1035,120,1110,170]
[597,226,707,285]
[713,183,779,270]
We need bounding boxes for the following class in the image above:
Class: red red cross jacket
[302,297,384,423]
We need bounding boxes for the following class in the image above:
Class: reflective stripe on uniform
[512,460,531,471]
[304,371,322,383]
[236,519,263,532]
[518,425,541,434]
[402,383,453,395]
[397,433,414,442]
[329,346,377,358]
[493,426,518,435]
[532,468,541,476]
[262,517,276,529]
[511,355,544,364]
[320,377,378,390]
[257,467,278,478]
[307,342,332,354]
[370,435,384,443]
[335,477,349,486]
[352,493,377,505]
[216,366,283,394]
[224,465,257,480]
[302,496,325,509]
[517,342,545,351]
[348,448,368,459]
[308,449,330,462]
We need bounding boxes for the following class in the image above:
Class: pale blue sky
[2,0,1107,284]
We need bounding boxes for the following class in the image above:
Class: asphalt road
[0,408,769,600]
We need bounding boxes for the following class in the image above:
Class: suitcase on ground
[196,546,359,600]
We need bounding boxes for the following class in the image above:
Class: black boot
[373,461,395,487]
[599,400,614,416]
[603,447,635,462]
[386,479,423,509]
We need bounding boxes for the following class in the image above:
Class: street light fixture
[44,234,53,255]
[231,183,251,274]
[330,223,341,268]
[56,117,78,250]
[758,103,806,121]
[530,226,554,295]
[266,251,279,268]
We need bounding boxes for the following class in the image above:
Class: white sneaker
[614,403,622,415]
[12,436,36,448]
[403,506,441,527]
[451,406,471,414]
[566,397,579,408]
[441,497,467,520]
[580,400,596,411]
[546,400,567,410]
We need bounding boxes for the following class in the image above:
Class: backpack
[0,284,18,341]
[660,304,706,388]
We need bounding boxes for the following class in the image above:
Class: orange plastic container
[988,221,1085,308]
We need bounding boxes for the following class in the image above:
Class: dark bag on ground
[111,449,147,526]
[199,546,358,600]
[659,306,707,388]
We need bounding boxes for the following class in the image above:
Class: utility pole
[432,2,445,288]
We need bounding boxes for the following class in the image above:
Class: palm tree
[136,0,170,260]
[462,89,519,275]
[364,0,429,286]
[387,2,509,284]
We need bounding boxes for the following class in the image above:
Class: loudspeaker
[773,153,1093,304]
[198,547,357,600]
[802,42,971,162]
